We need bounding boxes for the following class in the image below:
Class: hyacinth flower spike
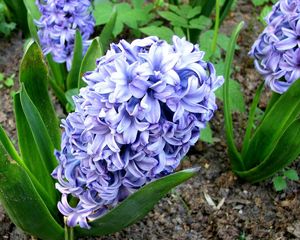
[223,5,300,184]
[23,0,117,110]
[53,35,224,230]
[0,37,223,239]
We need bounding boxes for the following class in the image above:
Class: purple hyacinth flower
[250,0,300,93]
[35,0,95,70]
[52,36,224,228]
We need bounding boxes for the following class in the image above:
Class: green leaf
[243,78,300,170]
[219,0,235,24]
[223,22,244,171]
[216,79,246,113]
[20,86,57,173]
[140,26,174,43]
[189,16,212,30]
[79,37,103,88]
[99,9,117,53]
[0,73,4,81]
[75,168,199,237]
[23,0,41,20]
[173,26,185,38]
[0,143,64,240]
[3,0,28,35]
[259,6,272,26]
[187,6,202,19]
[200,124,214,144]
[14,93,57,208]
[27,13,39,42]
[67,30,83,90]
[19,41,61,149]
[175,4,192,17]
[46,54,67,91]
[242,83,264,156]
[236,118,300,182]
[273,176,287,191]
[158,11,188,27]
[4,74,14,87]
[252,0,269,7]
[65,88,79,113]
[284,169,299,181]
[93,1,113,26]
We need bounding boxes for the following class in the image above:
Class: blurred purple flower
[52,36,224,228]
[35,0,95,70]
[250,0,300,93]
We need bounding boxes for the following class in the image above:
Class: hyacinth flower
[249,0,300,94]
[223,19,300,184]
[0,37,223,239]
[35,0,95,71]
[53,35,224,229]
[23,0,117,110]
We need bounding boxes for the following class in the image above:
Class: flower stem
[64,218,74,240]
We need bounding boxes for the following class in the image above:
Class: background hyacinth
[249,0,300,93]
[35,0,95,70]
[52,36,224,228]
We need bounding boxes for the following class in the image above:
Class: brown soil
[0,1,299,240]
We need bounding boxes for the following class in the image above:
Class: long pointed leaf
[99,9,117,53]
[14,93,58,214]
[78,37,103,88]
[67,30,83,90]
[0,125,22,164]
[23,0,41,21]
[75,168,199,237]
[241,82,264,157]
[219,0,235,24]
[223,22,244,171]
[237,118,300,182]
[47,54,67,91]
[0,143,64,240]
[20,86,57,175]
[20,41,61,149]
[243,78,300,169]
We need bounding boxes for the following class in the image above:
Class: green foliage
[93,0,154,37]
[273,169,299,191]
[0,73,15,88]
[224,22,300,186]
[200,124,214,144]
[251,0,277,25]
[0,1,15,37]
[273,176,287,191]
[3,0,28,35]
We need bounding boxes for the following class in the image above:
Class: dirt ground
[0,0,299,239]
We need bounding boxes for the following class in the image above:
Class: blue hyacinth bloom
[52,36,224,228]
[250,0,300,93]
[35,0,95,70]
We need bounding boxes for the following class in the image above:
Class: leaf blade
[19,41,61,149]
[75,168,199,237]
[0,143,64,240]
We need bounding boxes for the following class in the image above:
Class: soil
[0,1,299,240]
